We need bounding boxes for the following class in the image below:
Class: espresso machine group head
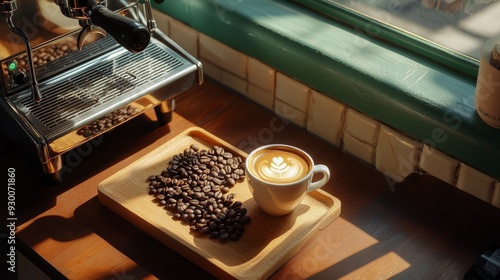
[0,0,202,183]
[55,0,151,53]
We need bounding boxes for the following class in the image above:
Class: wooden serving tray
[97,127,341,279]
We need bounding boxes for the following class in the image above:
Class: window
[292,0,500,77]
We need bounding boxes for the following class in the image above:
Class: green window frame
[291,0,480,77]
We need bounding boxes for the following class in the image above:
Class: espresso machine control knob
[12,71,28,85]
[6,61,25,85]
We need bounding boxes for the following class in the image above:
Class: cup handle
[308,164,330,192]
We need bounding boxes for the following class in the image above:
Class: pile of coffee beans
[147,144,251,241]
[31,42,78,69]
[77,105,140,137]
[3,41,78,78]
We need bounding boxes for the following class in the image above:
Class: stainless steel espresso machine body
[0,0,203,183]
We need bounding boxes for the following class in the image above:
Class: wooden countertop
[2,79,500,279]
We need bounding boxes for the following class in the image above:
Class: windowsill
[153,0,500,179]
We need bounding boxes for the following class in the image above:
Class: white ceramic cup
[245,144,330,216]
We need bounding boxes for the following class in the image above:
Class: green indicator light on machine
[8,61,17,71]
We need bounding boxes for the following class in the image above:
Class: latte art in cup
[250,150,310,184]
[246,144,331,216]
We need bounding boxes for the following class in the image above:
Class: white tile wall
[169,18,198,57]
[376,126,422,182]
[275,73,310,113]
[342,109,380,165]
[248,58,275,93]
[307,90,345,146]
[420,145,460,185]
[247,58,275,110]
[199,33,247,79]
[344,109,380,145]
[152,9,170,36]
[200,59,248,95]
[158,11,500,209]
[457,164,496,203]
[247,84,274,110]
[343,132,376,165]
[274,99,307,128]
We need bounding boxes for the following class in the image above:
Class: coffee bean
[190,144,200,151]
[213,178,224,185]
[220,232,229,241]
[233,201,243,208]
[77,105,141,137]
[209,222,218,230]
[227,209,236,219]
[217,212,226,220]
[242,216,251,224]
[199,227,210,234]
[229,234,239,241]
[4,41,77,79]
[147,145,250,241]
[234,222,245,231]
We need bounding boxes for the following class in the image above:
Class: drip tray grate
[11,37,196,141]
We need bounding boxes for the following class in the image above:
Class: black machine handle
[90,5,150,53]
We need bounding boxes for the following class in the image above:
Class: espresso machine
[0,0,203,183]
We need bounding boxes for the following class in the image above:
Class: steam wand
[1,0,42,102]
[144,0,157,32]
[144,0,165,32]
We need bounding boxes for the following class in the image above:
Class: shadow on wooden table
[307,174,500,279]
